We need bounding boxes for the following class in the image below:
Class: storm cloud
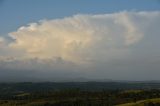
[0,11,160,81]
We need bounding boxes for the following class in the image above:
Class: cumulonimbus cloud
[0,11,160,81]
[8,11,152,62]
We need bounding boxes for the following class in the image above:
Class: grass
[117,98,160,106]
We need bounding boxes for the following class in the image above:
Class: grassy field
[117,98,160,106]
[1,98,160,106]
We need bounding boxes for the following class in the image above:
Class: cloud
[9,11,146,62]
[0,11,160,81]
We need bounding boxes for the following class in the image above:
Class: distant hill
[0,81,160,93]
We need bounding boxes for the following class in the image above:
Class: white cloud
[0,11,160,81]
[8,11,150,63]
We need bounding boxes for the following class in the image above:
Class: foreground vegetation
[117,98,160,106]
[0,82,160,106]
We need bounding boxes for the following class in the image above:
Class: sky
[0,0,160,81]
